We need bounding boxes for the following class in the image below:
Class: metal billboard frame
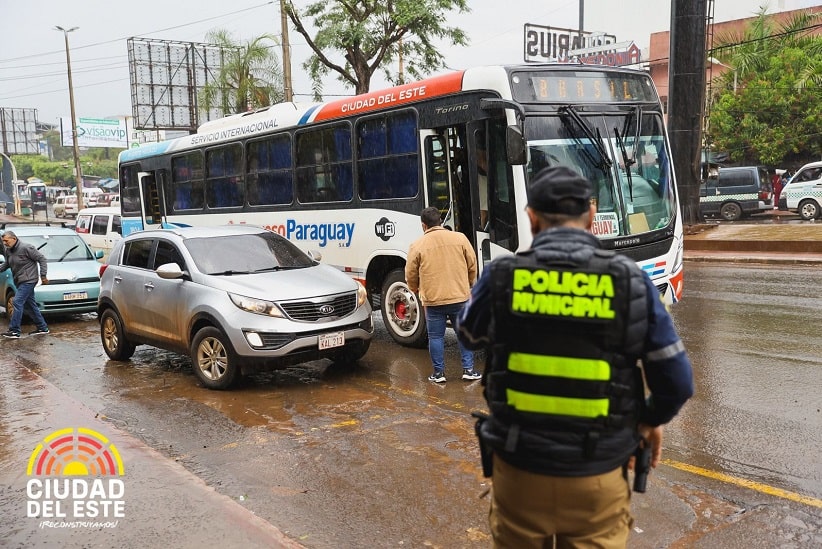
[127,37,233,133]
[0,108,40,155]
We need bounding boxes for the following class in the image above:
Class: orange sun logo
[27,427,124,477]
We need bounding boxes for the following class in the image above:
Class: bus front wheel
[380,269,427,348]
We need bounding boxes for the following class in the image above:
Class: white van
[779,161,822,220]
[53,194,79,218]
[74,206,122,255]
[78,187,104,207]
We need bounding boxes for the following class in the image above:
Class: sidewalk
[684,209,822,264]
[0,355,302,548]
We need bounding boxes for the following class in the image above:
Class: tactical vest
[482,245,648,472]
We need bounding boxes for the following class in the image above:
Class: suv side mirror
[156,262,185,279]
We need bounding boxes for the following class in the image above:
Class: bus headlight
[356,280,368,307]
[229,293,284,317]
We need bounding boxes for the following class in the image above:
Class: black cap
[527,166,593,215]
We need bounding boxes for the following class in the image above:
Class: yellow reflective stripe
[508,353,611,381]
[506,389,609,418]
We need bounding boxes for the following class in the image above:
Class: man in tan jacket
[406,207,479,382]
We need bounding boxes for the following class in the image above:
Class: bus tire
[380,269,427,348]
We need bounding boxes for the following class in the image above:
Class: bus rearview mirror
[506,126,527,166]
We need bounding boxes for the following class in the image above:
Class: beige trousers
[489,455,633,549]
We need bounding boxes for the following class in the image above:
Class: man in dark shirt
[1,231,49,338]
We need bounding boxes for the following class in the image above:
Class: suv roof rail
[0,221,70,230]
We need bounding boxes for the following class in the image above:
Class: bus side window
[171,153,204,211]
[206,144,243,208]
[296,125,351,203]
[356,110,417,200]
[247,135,293,206]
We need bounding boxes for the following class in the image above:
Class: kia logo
[319,305,335,315]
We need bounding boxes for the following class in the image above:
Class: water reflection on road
[1,261,821,546]
[668,263,822,498]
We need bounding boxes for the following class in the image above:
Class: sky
[0,0,817,127]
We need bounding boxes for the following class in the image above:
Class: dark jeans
[9,281,47,334]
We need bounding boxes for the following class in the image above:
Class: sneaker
[29,327,50,336]
[2,330,21,339]
[462,370,482,381]
[428,372,446,383]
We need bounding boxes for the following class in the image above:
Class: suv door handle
[144,282,154,291]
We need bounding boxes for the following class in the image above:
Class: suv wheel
[720,202,743,221]
[100,309,136,360]
[190,326,239,390]
[798,199,820,221]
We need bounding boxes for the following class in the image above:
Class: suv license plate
[318,331,344,350]
[63,291,88,301]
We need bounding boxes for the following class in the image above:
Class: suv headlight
[356,280,368,307]
[229,293,284,317]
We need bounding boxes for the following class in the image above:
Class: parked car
[0,223,104,318]
[699,166,772,221]
[96,193,120,207]
[97,225,374,389]
[779,161,822,220]
[74,207,122,256]
[53,195,79,218]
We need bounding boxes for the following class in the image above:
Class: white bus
[118,63,684,347]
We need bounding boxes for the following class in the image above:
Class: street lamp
[708,57,737,93]
[55,25,84,209]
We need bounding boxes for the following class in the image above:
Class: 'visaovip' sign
[60,117,128,149]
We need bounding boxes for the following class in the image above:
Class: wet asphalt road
[0,262,821,547]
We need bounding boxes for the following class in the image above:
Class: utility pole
[56,25,84,209]
[280,0,293,102]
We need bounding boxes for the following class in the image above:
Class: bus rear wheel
[380,269,427,348]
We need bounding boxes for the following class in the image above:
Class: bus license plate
[63,291,88,301]
[318,331,344,350]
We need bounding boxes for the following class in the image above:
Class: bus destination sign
[510,71,657,104]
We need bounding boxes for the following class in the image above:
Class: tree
[198,30,284,116]
[285,0,469,97]
[707,8,822,166]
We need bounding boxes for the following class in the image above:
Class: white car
[779,161,822,220]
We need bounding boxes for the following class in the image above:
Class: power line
[0,2,276,64]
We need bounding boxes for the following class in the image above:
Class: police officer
[457,165,693,548]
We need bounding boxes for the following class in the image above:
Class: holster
[472,411,493,478]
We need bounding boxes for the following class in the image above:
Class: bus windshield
[524,109,675,238]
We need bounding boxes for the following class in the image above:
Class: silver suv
[97,225,373,389]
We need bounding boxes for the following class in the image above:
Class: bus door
[421,127,474,238]
[138,171,164,228]
[473,119,519,268]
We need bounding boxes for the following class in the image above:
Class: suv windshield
[24,235,94,262]
[185,232,315,275]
